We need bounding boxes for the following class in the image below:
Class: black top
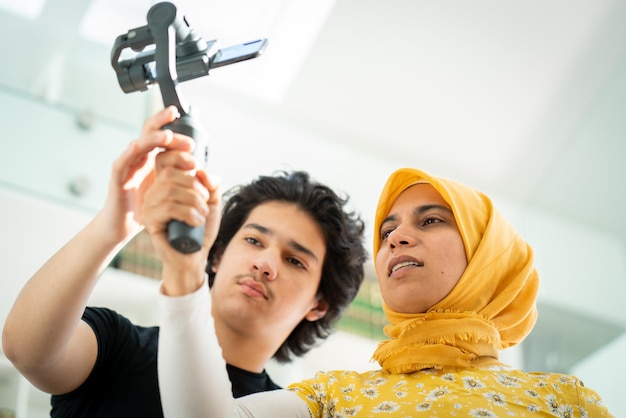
[50,307,280,417]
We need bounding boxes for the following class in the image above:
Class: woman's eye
[380,228,393,240]
[423,217,442,226]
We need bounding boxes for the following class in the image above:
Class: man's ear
[305,297,329,322]
[210,252,223,273]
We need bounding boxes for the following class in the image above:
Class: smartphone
[113,33,268,92]
[209,38,269,69]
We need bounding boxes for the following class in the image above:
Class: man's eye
[423,217,442,226]
[380,228,393,240]
[245,237,260,245]
[288,258,305,269]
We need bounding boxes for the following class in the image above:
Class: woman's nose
[251,251,278,280]
[388,227,416,249]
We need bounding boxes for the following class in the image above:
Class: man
[2,106,367,417]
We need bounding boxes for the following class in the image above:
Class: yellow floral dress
[287,367,611,417]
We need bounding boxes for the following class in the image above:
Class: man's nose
[251,250,278,280]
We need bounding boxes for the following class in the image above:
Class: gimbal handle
[147,2,209,254]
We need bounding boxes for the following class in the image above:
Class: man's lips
[388,255,424,277]
[239,278,268,299]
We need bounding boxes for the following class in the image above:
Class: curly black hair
[207,170,368,362]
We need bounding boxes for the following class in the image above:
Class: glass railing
[0,85,146,213]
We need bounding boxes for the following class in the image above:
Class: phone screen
[210,39,268,68]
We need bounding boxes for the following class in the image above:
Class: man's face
[210,201,328,340]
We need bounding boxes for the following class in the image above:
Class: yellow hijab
[372,168,539,373]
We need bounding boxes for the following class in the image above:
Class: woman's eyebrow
[380,214,397,227]
[413,204,453,216]
[381,203,452,225]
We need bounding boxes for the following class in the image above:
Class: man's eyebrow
[244,223,271,235]
[243,223,319,264]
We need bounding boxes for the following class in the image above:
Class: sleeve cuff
[158,273,209,312]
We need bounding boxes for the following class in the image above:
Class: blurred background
[0,0,624,416]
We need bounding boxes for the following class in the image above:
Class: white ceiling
[281,0,626,241]
[1,0,623,242]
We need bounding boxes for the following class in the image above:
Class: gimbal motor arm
[111,2,210,254]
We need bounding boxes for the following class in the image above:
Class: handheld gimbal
[111,2,268,253]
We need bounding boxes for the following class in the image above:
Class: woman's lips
[388,255,423,277]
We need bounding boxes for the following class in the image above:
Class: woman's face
[375,183,468,314]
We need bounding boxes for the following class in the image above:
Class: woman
[158,167,613,417]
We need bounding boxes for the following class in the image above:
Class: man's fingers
[138,107,195,151]
[197,171,221,206]
[142,105,178,132]
[154,149,197,172]
[148,168,210,224]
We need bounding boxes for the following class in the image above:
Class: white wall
[1,90,624,416]
[571,333,626,416]
[520,206,626,416]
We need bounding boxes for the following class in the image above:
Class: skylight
[0,0,46,19]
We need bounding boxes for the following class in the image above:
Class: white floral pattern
[288,367,612,417]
